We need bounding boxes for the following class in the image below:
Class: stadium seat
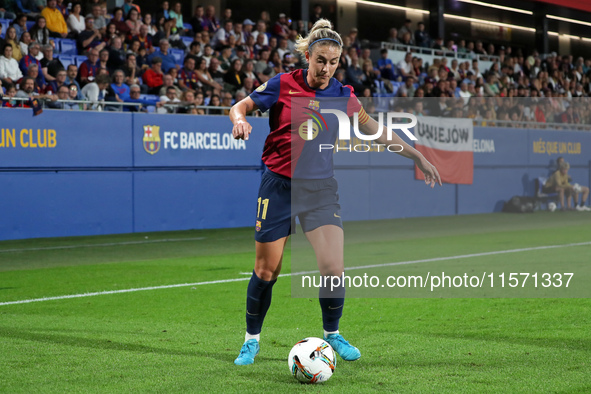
[74,55,88,66]
[59,39,77,55]
[57,55,75,68]
[53,38,63,52]
[0,19,9,38]
[26,21,35,31]
[183,23,192,32]
[169,48,184,64]
[535,177,558,207]
[181,36,193,48]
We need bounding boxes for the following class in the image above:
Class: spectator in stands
[252,20,269,47]
[110,8,131,37]
[1,83,19,107]
[414,22,430,48]
[121,53,141,87]
[196,56,222,93]
[189,5,204,33]
[143,56,164,94]
[46,83,71,109]
[398,19,413,45]
[124,7,143,37]
[0,0,17,19]
[41,44,63,81]
[134,24,154,53]
[398,75,416,98]
[223,58,245,92]
[147,39,178,73]
[207,93,222,114]
[46,69,67,93]
[65,82,85,109]
[345,56,364,94]
[125,83,163,112]
[29,16,51,46]
[79,48,99,86]
[16,76,57,103]
[397,52,415,79]
[272,13,290,39]
[242,60,259,86]
[156,85,180,113]
[107,36,126,72]
[387,28,399,44]
[110,69,130,101]
[41,0,68,38]
[158,73,181,97]
[97,48,110,74]
[65,63,84,99]
[143,13,157,36]
[187,41,201,60]
[473,40,486,55]
[169,2,187,36]
[377,49,396,80]
[19,42,44,79]
[77,16,106,54]
[0,44,24,85]
[4,27,23,62]
[178,56,198,92]
[123,0,140,16]
[11,14,28,41]
[213,20,234,49]
[81,73,119,104]
[67,3,85,36]
[202,5,219,33]
[85,6,107,36]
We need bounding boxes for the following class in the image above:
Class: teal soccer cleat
[234,339,260,365]
[324,333,361,361]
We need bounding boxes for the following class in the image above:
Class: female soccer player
[230,19,441,365]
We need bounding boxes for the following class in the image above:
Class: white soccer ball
[548,202,557,212]
[288,337,336,384]
[573,183,582,193]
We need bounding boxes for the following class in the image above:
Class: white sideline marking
[0,237,206,253]
[1,241,589,307]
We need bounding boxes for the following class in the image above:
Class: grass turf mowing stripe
[0,237,207,253]
[2,240,589,307]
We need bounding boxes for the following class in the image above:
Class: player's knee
[254,265,278,281]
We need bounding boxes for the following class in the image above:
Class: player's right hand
[232,120,252,141]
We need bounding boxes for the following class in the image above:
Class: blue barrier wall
[0,108,589,240]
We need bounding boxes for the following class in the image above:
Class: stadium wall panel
[0,109,589,240]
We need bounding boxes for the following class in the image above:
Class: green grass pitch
[1,213,590,393]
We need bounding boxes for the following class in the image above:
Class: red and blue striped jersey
[249,69,361,179]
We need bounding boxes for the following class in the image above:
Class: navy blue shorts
[254,169,343,243]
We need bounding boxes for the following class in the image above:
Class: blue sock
[245,270,277,335]
[319,284,345,332]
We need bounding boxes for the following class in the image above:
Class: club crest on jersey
[255,220,262,232]
[256,82,267,92]
[143,125,161,155]
[308,100,320,112]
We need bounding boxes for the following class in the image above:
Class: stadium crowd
[0,1,590,123]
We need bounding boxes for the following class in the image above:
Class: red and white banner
[413,117,473,185]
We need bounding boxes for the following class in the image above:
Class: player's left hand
[417,156,442,188]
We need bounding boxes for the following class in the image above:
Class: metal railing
[380,41,501,63]
[0,96,237,115]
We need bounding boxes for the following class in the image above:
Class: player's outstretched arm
[230,97,259,141]
[359,116,442,188]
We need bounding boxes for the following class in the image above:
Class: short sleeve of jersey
[344,85,363,117]
[249,74,282,113]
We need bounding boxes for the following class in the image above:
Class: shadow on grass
[0,326,236,362]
